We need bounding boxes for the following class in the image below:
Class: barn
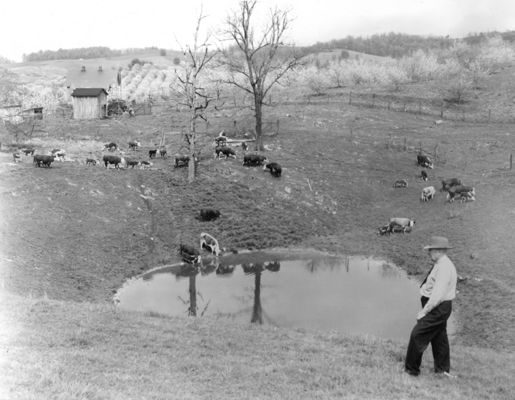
[71,88,108,119]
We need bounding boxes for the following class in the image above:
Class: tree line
[22,46,165,62]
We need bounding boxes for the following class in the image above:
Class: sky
[1,0,515,62]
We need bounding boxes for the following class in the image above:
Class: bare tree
[223,0,299,151]
[173,7,218,183]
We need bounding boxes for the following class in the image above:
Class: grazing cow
[421,170,428,181]
[421,186,436,202]
[86,158,97,166]
[13,153,21,162]
[198,208,221,222]
[159,148,167,159]
[447,185,475,203]
[214,136,227,147]
[174,155,190,168]
[263,161,282,177]
[389,217,415,233]
[21,148,35,155]
[243,154,267,167]
[33,154,55,168]
[393,179,408,188]
[126,160,140,168]
[200,232,221,256]
[148,149,157,159]
[128,141,141,150]
[104,142,118,151]
[139,160,152,168]
[417,154,434,169]
[214,146,236,159]
[179,244,201,264]
[102,155,126,168]
[441,178,462,192]
[51,149,66,161]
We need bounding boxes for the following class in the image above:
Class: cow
[33,154,55,168]
[214,146,236,159]
[421,186,436,202]
[86,158,97,166]
[179,244,201,264]
[388,217,415,233]
[214,136,227,147]
[21,148,35,156]
[51,149,66,161]
[13,153,21,162]
[200,232,221,256]
[139,160,152,169]
[417,154,434,169]
[148,149,157,159]
[174,155,190,168]
[241,142,248,152]
[441,178,462,192]
[159,148,167,159]
[263,161,282,177]
[126,160,140,168]
[102,154,126,169]
[243,154,267,167]
[393,179,408,188]
[377,224,392,236]
[421,170,428,181]
[128,141,141,150]
[447,185,475,203]
[198,208,221,222]
[104,142,118,151]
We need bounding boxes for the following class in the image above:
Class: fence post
[440,102,444,118]
[276,119,280,135]
[372,93,376,108]
[434,144,439,161]
[488,109,491,123]
[349,92,352,105]
[510,153,513,170]
[404,137,407,151]
[233,120,237,134]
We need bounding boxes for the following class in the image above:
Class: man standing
[405,236,458,377]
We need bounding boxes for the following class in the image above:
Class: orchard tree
[173,7,218,183]
[223,0,299,151]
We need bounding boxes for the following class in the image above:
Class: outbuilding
[71,88,108,119]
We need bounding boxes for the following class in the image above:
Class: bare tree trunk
[188,274,197,316]
[251,268,263,324]
[188,117,196,183]
[255,97,264,151]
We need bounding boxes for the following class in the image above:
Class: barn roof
[71,88,108,97]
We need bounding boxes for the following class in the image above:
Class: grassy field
[1,75,515,398]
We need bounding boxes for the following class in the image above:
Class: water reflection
[115,255,456,340]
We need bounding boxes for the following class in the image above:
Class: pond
[114,252,456,341]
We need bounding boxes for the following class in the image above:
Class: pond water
[115,253,456,341]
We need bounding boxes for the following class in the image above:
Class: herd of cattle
[378,153,476,236]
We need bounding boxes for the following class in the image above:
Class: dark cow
[447,185,475,203]
[417,154,434,169]
[441,178,462,192]
[241,142,248,152]
[421,170,428,181]
[128,141,141,150]
[198,208,221,221]
[263,161,282,177]
[126,160,140,168]
[243,154,267,167]
[215,146,236,159]
[140,160,152,168]
[174,155,190,168]
[13,153,21,162]
[149,149,157,159]
[214,136,227,147]
[102,155,126,168]
[86,158,97,166]
[159,148,167,159]
[33,154,55,167]
[104,142,118,151]
[21,148,35,155]
[179,244,201,264]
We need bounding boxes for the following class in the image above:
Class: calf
[159,148,167,159]
[148,149,157,159]
[417,154,434,169]
[198,208,221,221]
[389,217,415,233]
[441,178,462,192]
[447,185,475,203]
[102,155,126,169]
[174,155,190,168]
[243,154,267,167]
[421,170,428,181]
[126,160,140,168]
[104,142,118,151]
[200,232,221,256]
[179,244,201,264]
[215,146,236,159]
[263,161,282,177]
[33,154,55,168]
[128,141,141,150]
[421,186,436,202]
[393,179,408,188]
[86,158,97,166]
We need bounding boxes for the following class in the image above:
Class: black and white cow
[441,178,462,192]
[421,186,436,202]
[243,154,267,167]
[179,243,201,264]
[104,142,118,151]
[174,155,190,168]
[86,158,97,166]
[417,154,434,169]
[263,161,282,177]
[102,154,126,168]
[447,185,475,203]
[159,148,167,159]
[200,232,221,256]
[198,208,221,221]
[13,152,21,162]
[51,149,66,161]
[126,160,141,168]
[128,141,141,150]
[393,179,408,188]
[215,146,236,159]
[33,154,55,168]
[388,217,415,233]
[421,170,428,181]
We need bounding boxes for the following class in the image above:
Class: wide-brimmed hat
[423,236,453,250]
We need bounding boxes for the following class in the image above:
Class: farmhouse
[71,88,108,119]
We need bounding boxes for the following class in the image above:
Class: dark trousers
[405,296,452,375]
